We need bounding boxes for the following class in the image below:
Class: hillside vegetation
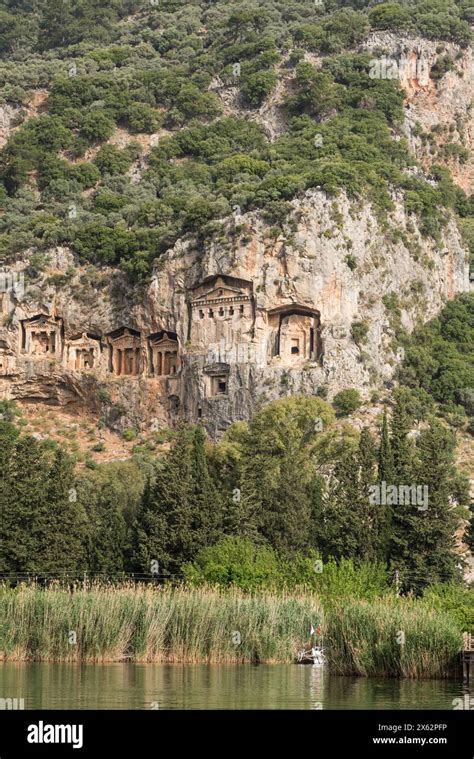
[0,0,472,278]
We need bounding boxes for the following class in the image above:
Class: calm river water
[0,662,468,709]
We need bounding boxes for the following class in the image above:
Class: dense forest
[0,0,473,278]
[0,392,471,594]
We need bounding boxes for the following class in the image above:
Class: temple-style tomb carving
[107,327,141,376]
[148,331,180,376]
[67,333,101,371]
[268,305,322,362]
[20,314,63,357]
[9,277,326,434]
[189,275,254,349]
[204,362,230,397]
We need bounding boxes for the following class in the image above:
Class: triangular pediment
[111,335,140,347]
[107,327,141,343]
[150,337,178,349]
[25,315,59,329]
[69,332,100,346]
[193,286,246,303]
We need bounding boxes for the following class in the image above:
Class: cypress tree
[260,451,312,556]
[378,410,394,483]
[314,430,381,562]
[241,427,312,556]
[0,421,20,573]
[309,473,326,551]
[132,424,214,575]
[34,447,88,574]
[412,420,464,587]
[357,428,380,560]
[324,451,364,559]
[387,393,416,578]
[131,474,168,575]
[377,410,395,563]
[235,430,269,543]
[162,424,198,571]
[238,396,335,555]
[390,393,414,480]
[4,433,49,573]
[89,483,127,575]
[389,418,465,591]
[2,429,87,575]
[190,425,223,550]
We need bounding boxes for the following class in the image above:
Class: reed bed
[326,598,462,679]
[0,583,322,664]
[0,583,463,676]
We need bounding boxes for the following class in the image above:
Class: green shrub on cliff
[399,293,474,413]
[0,2,470,278]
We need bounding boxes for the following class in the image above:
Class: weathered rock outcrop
[1,31,471,437]
[0,190,469,436]
[363,32,473,193]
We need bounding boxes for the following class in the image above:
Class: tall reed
[0,583,321,664]
[326,597,462,678]
[0,583,463,676]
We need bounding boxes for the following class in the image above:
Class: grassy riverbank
[0,583,322,665]
[0,583,463,677]
[326,598,462,679]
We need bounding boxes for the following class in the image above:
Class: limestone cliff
[0,188,469,437]
[363,32,473,194]
[1,29,472,439]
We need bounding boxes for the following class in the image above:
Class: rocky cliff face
[0,32,472,438]
[363,32,473,194]
[0,188,469,437]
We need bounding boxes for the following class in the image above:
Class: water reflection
[0,662,467,710]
